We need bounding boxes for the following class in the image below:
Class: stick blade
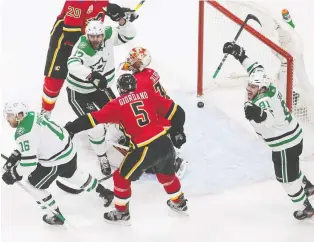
[247,14,262,27]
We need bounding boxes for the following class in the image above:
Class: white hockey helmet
[248,70,271,89]
[3,102,28,120]
[122,47,152,72]
[86,20,104,36]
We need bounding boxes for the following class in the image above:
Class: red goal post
[197,0,294,110]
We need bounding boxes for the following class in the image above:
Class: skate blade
[169,207,189,216]
[104,218,131,226]
[43,220,65,227]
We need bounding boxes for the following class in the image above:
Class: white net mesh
[201,0,314,159]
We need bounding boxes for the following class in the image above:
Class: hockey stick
[134,0,147,11]
[212,14,262,79]
[107,140,129,151]
[1,153,68,226]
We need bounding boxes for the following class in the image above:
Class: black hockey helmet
[116,73,137,95]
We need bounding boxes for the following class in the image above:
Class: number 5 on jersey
[131,101,150,127]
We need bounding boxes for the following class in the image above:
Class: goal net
[197,0,314,160]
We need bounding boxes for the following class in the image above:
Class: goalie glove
[3,150,21,171]
[244,101,267,123]
[223,42,247,63]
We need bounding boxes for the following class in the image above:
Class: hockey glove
[122,8,139,22]
[2,166,22,185]
[244,102,267,123]
[104,4,138,22]
[64,122,75,139]
[223,42,247,63]
[170,129,186,149]
[3,150,21,171]
[87,72,107,91]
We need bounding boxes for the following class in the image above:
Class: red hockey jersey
[134,68,171,128]
[89,90,178,149]
[51,0,109,45]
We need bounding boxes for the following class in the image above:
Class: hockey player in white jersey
[65,7,137,176]
[2,102,114,225]
[223,42,314,220]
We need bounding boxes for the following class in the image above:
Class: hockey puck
[197,101,204,108]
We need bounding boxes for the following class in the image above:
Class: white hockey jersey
[14,112,76,176]
[243,58,303,152]
[66,21,136,94]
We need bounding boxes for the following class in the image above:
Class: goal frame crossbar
[197,0,294,110]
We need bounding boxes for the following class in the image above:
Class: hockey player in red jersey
[41,0,138,118]
[120,47,187,177]
[64,73,188,224]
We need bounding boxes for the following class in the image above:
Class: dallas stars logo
[90,57,106,72]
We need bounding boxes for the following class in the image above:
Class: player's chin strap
[0,153,73,229]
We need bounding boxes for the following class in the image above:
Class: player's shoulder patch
[252,83,277,104]
[77,36,96,56]
[14,112,35,140]
[104,26,113,41]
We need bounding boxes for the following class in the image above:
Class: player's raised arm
[223,42,265,76]
[104,3,137,46]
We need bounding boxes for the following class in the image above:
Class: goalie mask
[121,47,152,73]
[116,73,137,95]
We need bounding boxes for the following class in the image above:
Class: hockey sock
[281,179,307,209]
[156,173,182,202]
[88,124,107,157]
[113,170,131,211]
[42,76,64,111]
[298,170,313,187]
[63,169,98,193]
[24,181,60,214]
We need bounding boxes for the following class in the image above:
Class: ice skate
[42,208,65,225]
[167,193,188,216]
[303,176,314,197]
[96,184,114,207]
[98,154,111,176]
[104,208,131,225]
[40,108,51,119]
[293,198,314,220]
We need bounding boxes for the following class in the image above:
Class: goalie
[222,41,314,220]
